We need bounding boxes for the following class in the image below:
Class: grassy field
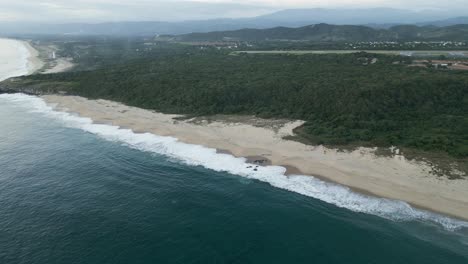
[234,50,468,58]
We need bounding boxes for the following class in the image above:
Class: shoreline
[19,39,74,75]
[0,38,44,81]
[20,40,44,75]
[241,150,468,220]
[41,95,468,221]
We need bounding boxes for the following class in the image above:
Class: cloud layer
[0,0,466,22]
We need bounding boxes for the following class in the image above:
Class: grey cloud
[0,0,467,23]
[0,0,276,22]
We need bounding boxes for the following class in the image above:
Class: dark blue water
[1,94,467,264]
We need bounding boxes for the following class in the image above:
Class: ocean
[0,39,467,263]
[0,39,31,81]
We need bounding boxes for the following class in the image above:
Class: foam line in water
[1,93,467,232]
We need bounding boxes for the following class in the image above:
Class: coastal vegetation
[171,23,468,42]
[4,41,468,162]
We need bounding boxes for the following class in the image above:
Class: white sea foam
[0,39,31,82]
[1,93,468,232]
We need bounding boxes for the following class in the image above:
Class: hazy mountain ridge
[418,17,468,27]
[258,8,454,25]
[1,8,467,36]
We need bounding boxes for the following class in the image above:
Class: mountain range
[1,8,467,36]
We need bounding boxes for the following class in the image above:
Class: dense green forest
[6,43,468,160]
[172,23,468,42]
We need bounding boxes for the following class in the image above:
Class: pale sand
[22,41,74,74]
[42,95,468,220]
[21,41,44,74]
[42,58,74,74]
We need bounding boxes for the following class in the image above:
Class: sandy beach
[7,39,466,222]
[21,40,74,74]
[21,40,44,74]
[0,38,44,81]
[42,95,468,221]
[42,58,74,74]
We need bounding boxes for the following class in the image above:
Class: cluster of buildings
[410,60,468,71]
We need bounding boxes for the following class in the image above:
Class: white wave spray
[1,93,468,232]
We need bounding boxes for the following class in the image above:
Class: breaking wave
[1,93,467,232]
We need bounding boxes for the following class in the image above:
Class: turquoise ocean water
[0,93,468,263]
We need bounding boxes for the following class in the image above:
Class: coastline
[5,38,466,222]
[41,95,468,221]
[19,39,74,75]
[20,40,44,75]
[0,38,44,82]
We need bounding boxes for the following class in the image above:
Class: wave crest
[1,93,467,232]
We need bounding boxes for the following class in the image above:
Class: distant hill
[418,17,468,27]
[174,24,468,42]
[1,8,468,36]
[174,24,394,42]
[390,24,468,41]
[256,8,450,25]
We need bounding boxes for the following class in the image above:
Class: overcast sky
[0,0,467,23]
